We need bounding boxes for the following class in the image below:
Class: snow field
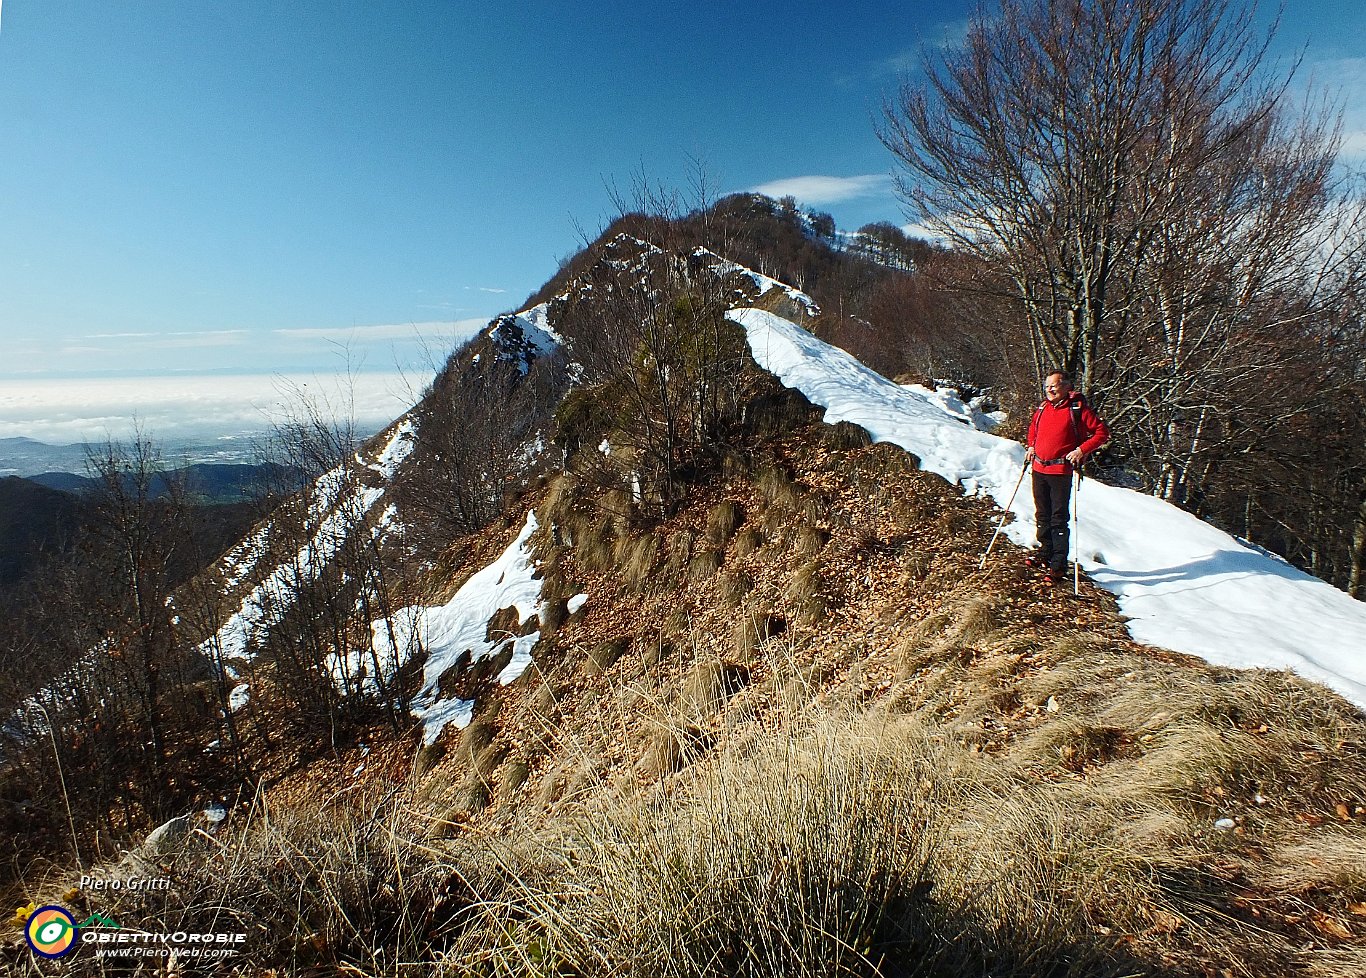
[730,306,1366,708]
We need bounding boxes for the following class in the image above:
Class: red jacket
[1027,393,1108,475]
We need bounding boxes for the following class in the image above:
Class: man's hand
[1065,448,1083,466]
[1025,446,1035,463]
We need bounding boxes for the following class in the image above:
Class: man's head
[1044,370,1072,405]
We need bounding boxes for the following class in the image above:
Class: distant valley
[0,433,270,479]
[0,437,311,597]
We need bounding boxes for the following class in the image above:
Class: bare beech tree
[241,382,426,741]
[879,0,1343,392]
[881,0,1366,589]
[403,344,563,541]
[0,435,237,851]
[78,436,208,820]
[1101,99,1364,506]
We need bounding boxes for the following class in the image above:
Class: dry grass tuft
[756,465,804,512]
[539,472,579,528]
[787,558,832,624]
[449,713,1178,978]
[717,568,753,608]
[732,609,787,663]
[686,548,724,582]
[456,715,497,764]
[583,635,632,676]
[947,595,1002,651]
[821,420,873,452]
[640,723,714,777]
[615,532,660,593]
[795,523,830,556]
[704,499,744,550]
[496,758,532,808]
[530,679,565,721]
[600,487,636,534]
[573,515,615,573]
[538,596,568,637]
[679,659,751,721]
[733,524,764,557]
[46,788,485,977]
[663,529,695,579]
[639,634,674,668]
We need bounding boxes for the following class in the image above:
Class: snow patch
[489,302,565,375]
[202,468,388,664]
[701,249,820,316]
[731,306,1366,708]
[229,684,250,712]
[368,419,416,480]
[375,511,546,746]
[901,382,1003,432]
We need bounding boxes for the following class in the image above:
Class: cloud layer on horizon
[3,319,488,379]
[0,371,421,445]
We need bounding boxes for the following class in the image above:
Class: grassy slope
[12,416,1364,978]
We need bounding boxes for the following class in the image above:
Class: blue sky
[0,0,1362,440]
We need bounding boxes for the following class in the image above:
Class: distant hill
[0,476,80,590]
[22,471,89,493]
[0,436,91,477]
[26,461,296,504]
[0,433,299,480]
[0,462,286,604]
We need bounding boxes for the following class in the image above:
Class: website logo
[80,911,120,930]
[25,905,80,959]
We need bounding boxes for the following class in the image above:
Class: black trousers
[1032,471,1073,573]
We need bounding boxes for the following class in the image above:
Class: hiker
[1025,370,1109,581]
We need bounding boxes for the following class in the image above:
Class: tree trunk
[1349,490,1366,599]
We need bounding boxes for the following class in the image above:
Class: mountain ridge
[4,208,1365,977]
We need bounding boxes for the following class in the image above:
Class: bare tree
[230,379,428,742]
[1,433,243,855]
[402,339,563,541]
[557,234,755,517]
[881,0,1366,589]
[879,0,1340,392]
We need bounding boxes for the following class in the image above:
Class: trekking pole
[979,456,1030,570]
[1072,468,1081,595]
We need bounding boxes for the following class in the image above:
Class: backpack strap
[1069,395,1087,480]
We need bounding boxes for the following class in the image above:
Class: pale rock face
[142,815,190,855]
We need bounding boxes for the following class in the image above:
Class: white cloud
[86,329,249,344]
[272,319,486,342]
[0,372,419,444]
[846,19,973,85]
[749,174,894,207]
[900,220,951,244]
[1342,130,1366,160]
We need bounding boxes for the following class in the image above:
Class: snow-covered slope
[373,511,545,746]
[198,418,417,708]
[730,307,1366,708]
